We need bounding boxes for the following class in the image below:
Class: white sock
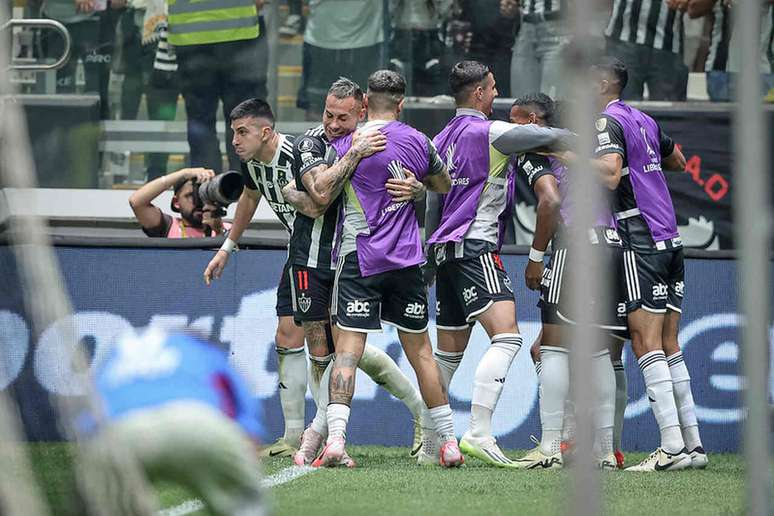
[308,353,333,409]
[326,403,350,442]
[562,399,576,443]
[612,358,627,452]
[359,344,425,421]
[639,350,684,453]
[667,351,703,450]
[470,333,522,438]
[276,346,307,442]
[592,350,616,455]
[429,404,455,441]
[310,360,333,436]
[538,346,568,455]
[434,349,464,391]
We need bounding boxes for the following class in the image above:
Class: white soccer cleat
[439,439,464,468]
[410,419,423,457]
[689,446,709,469]
[512,447,563,470]
[416,431,440,466]
[293,427,324,466]
[595,452,618,471]
[624,447,691,472]
[459,432,518,469]
[311,437,353,468]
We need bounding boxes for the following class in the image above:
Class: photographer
[129,167,231,238]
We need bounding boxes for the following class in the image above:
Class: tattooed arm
[282,179,326,218]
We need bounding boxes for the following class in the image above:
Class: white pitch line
[157,465,318,516]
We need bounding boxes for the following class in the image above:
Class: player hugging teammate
[222,57,706,472]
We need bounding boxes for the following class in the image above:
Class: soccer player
[86,329,265,516]
[508,93,622,470]
[311,70,462,468]
[424,61,573,468]
[281,78,434,466]
[590,57,706,471]
[203,98,380,457]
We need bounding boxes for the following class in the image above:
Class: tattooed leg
[303,320,334,406]
[325,330,366,444]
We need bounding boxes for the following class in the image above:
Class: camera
[193,171,245,216]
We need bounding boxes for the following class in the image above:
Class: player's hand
[351,129,387,159]
[421,262,437,287]
[204,250,229,286]
[525,260,544,291]
[386,169,426,202]
[666,0,688,10]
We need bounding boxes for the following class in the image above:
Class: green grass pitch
[27,443,753,515]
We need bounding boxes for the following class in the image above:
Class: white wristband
[219,237,238,254]
[528,247,545,263]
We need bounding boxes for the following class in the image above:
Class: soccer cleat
[513,437,563,470]
[410,419,422,457]
[278,14,302,37]
[689,446,708,469]
[439,439,464,468]
[416,431,439,466]
[596,452,618,471]
[614,449,625,469]
[293,427,324,466]
[624,447,691,472]
[260,438,296,458]
[311,437,353,468]
[459,432,517,468]
[560,440,575,465]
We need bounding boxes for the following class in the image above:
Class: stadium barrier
[0,240,770,452]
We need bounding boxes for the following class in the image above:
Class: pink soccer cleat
[294,427,324,466]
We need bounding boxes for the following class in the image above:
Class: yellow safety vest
[167,0,259,46]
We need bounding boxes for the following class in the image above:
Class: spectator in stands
[279,0,304,37]
[604,0,690,100]
[113,0,179,180]
[509,0,570,99]
[452,0,518,97]
[689,0,774,102]
[39,0,117,118]
[297,0,385,120]
[167,0,268,172]
[78,329,265,516]
[129,168,230,237]
[388,0,454,97]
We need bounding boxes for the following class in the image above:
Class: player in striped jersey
[282,78,434,467]
[203,98,315,458]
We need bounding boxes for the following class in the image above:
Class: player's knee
[276,323,303,349]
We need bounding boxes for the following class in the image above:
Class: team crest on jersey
[298,293,312,313]
[298,138,314,152]
[445,144,457,172]
[434,244,446,265]
[595,118,607,131]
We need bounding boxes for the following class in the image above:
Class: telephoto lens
[197,171,244,207]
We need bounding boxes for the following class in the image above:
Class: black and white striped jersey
[704,1,731,72]
[706,2,773,73]
[240,133,297,233]
[605,0,685,54]
[521,0,563,15]
[288,124,340,271]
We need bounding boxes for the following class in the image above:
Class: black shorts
[435,252,514,330]
[622,248,684,314]
[333,252,429,334]
[538,244,629,337]
[276,260,294,318]
[290,265,335,322]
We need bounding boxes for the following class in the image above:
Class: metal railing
[2,18,70,71]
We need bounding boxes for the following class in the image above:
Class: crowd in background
[16,0,773,179]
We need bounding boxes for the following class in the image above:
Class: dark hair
[592,56,628,93]
[366,70,406,112]
[229,98,275,127]
[449,60,491,103]
[328,77,364,104]
[511,93,556,126]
